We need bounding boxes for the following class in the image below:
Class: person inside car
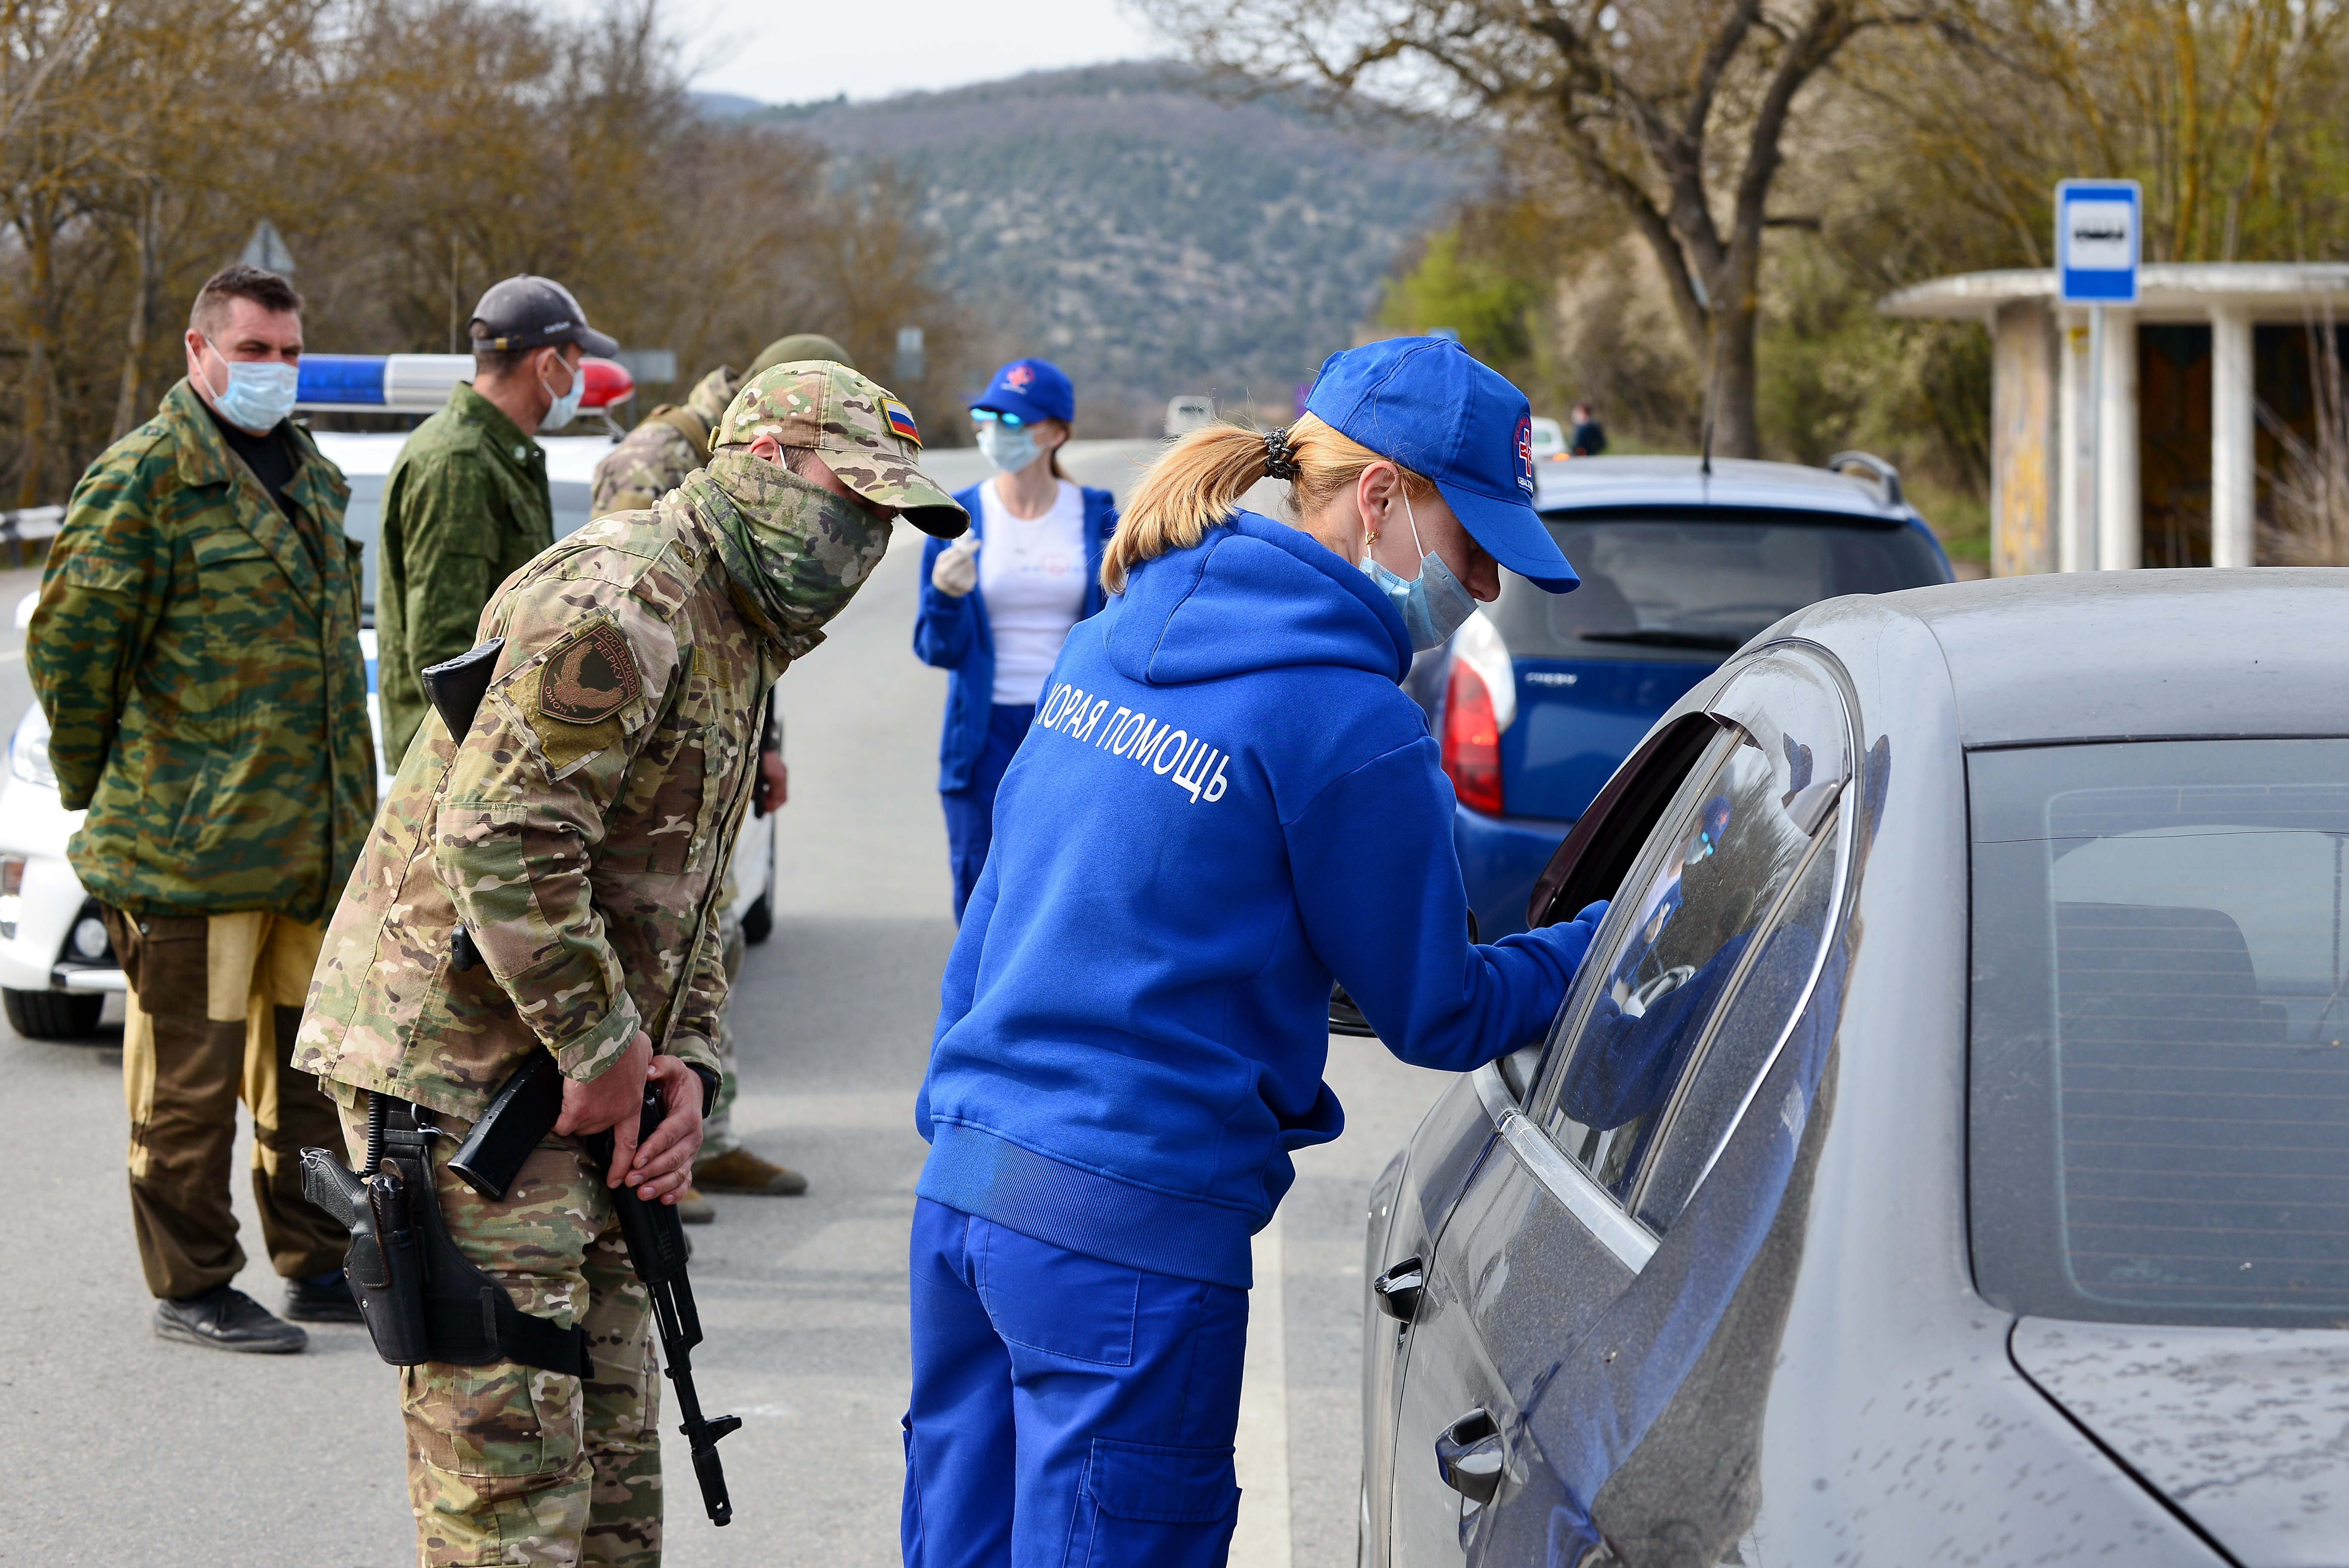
[901,337,1608,1567]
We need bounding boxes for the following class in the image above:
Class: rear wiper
[1577,629,1747,651]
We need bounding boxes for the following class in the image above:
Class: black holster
[300,1094,590,1378]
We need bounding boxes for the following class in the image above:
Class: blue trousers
[902,1198,1246,1568]
[941,702,1034,923]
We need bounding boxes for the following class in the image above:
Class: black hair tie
[1262,426,1301,481]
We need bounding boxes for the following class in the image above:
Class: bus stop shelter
[1881,263,2349,575]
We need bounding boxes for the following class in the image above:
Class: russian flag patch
[883,397,922,446]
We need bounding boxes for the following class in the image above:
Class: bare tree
[1144,0,1933,456]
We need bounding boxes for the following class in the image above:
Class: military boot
[154,1285,307,1354]
[694,1147,809,1196]
[678,1185,715,1225]
[284,1268,364,1323]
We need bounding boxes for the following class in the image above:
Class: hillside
[753,63,1470,435]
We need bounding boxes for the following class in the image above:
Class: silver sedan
[1360,568,2349,1568]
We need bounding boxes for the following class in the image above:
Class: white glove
[932,535,981,597]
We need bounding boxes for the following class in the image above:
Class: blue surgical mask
[1361,492,1479,651]
[976,421,1039,474]
[541,355,584,429]
[202,341,298,433]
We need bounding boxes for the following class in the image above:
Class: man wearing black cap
[376,275,617,767]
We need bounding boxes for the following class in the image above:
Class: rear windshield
[1969,740,2349,1328]
[1488,512,1946,662]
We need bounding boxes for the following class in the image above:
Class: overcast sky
[672,0,1164,106]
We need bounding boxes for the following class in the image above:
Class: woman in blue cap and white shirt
[914,357,1119,920]
[901,338,1609,1566]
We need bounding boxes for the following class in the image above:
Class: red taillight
[1442,659,1504,816]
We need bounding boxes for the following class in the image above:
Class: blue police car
[1414,452,1952,938]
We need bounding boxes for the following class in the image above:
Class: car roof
[1793,568,2349,746]
[310,429,616,487]
[1535,455,1917,526]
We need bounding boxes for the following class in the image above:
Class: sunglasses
[970,409,1028,428]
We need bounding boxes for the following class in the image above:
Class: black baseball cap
[468,275,618,358]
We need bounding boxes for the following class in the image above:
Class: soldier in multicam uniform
[29,264,376,1353]
[294,362,967,1567]
[587,331,856,1219]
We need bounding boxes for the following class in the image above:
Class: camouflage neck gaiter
[684,449,893,658]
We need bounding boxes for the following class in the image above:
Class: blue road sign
[2057,180,2141,304]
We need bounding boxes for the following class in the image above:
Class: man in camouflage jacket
[28,264,376,1352]
[295,362,967,1566]
[377,275,616,767]
[586,331,854,1215]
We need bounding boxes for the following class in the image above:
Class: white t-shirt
[980,478,1089,706]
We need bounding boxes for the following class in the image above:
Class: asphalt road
[0,458,1453,1565]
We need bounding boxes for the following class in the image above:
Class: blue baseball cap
[971,357,1075,426]
[1304,337,1579,593]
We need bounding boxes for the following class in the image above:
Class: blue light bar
[297,355,386,407]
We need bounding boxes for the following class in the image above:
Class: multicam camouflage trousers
[696,908,746,1163]
[336,1095,663,1568]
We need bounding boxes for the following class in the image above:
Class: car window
[1630,820,1842,1232]
[1969,739,2349,1328]
[1487,513,1946,664]
[1530,648,1853,1208]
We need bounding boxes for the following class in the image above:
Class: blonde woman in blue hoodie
[902,339,1608,1568]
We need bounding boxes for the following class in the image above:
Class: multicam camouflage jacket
[589,365,739,521]
[377,382,553,768]
[29,380,376,922]
[295,457,891,1116]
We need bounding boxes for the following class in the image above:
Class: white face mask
[1359,492,1479,652]
[976,420,1039,474]
[201,339,299,433]
[540,353,583,429]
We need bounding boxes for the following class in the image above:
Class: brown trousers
[105,907,347,1299]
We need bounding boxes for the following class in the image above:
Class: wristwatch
[687,1063,721,1120]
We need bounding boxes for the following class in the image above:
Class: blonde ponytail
[1103,413,1438,593]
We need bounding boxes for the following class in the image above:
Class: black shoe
[155,1285,307,1354]
[283,1270,364,1324]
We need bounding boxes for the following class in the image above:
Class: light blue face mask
[1361,492,1480,652]
[202,341,298,433]
[540,355,584,429]
[976,420,1039,474]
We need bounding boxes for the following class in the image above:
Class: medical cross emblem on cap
[1514,416,1535,495]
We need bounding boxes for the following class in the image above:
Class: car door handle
[1435,1407,1505,1504]
[1372,1256,1424,1321]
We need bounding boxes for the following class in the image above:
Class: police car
[0,354,780,1039]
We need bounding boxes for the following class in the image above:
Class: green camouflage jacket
[589,365,739,520]
[295,462,889,1115]
[377,382,553,768]
[29,380,376,921]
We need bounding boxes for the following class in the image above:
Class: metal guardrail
[0,505,62,569]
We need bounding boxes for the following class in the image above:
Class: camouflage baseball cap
[713,362,968,538]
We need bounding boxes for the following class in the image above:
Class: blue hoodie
[915,510,1606,1288]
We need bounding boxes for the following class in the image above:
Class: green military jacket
[378,382,553,768]
[295,466,889,1116]
[28,380,376,921]
[588,365,738,520]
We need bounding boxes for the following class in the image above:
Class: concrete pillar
[2209,305,2256,568]
[2097,308,2140,570]
[1991,301,2059,575]
[2057,316,2092,572]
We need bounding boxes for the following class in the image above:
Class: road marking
[1231,1209,1292,1568]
